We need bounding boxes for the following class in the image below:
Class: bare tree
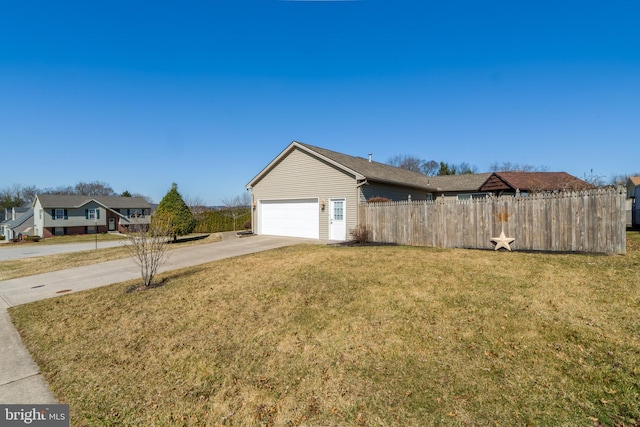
[489,162,548,172]
[423,160,439,176]
[582,169,606,187]
[221,193,251,231]
[387,154,424,173]
[40,185,76,195]
[184,194,209,216]
[125,220,171,287]
[387,154,440,175]
[456,162,478,174]
[74,181,116,196]
[611,172,640,186]
[39,181,117,196]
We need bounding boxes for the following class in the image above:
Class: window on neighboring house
[55,209,65,220]
[39,210,42,219]
[54,227,65,236]
[85,208,100,220]
[128,209,143,218]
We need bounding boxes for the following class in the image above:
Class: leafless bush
[125,220,171,287]
[350,225,371,244]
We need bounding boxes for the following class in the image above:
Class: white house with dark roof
[32,194,152,238]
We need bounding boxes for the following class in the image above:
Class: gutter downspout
[356,179,369,230]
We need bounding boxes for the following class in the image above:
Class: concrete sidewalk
[0,233,314,404]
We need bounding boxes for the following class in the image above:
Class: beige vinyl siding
[251,148,358,239]
[360,182,431,202]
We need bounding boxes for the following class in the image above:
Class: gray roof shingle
[35,194,152,209]
[2,208,33,228]
[423,173,493,192]
[297,142,436,190]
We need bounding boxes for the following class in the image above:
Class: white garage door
[259,199,319,239]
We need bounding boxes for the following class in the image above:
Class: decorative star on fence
[491,230,515,251]
[491,207,515,251]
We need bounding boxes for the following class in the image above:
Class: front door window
[329,199,346,241]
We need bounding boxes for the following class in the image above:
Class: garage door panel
[260,199,319,239]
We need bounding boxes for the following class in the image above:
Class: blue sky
[1,1,638,204]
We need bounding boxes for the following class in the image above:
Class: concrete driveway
[0,233,316,404]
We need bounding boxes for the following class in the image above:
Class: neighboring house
[1,204,34,241]
[426,173,493,200]
[628,177,640,229]
[478,172,595,195]
[32,194,152,238]
[397,172,593,200]
[246,141,437,240]
[4,204,31,223]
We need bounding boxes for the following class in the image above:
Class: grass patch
[30,234,128,245]
[9,232,640,426]
[0,234,221,281]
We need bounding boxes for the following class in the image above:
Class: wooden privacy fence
[358,187,627,254]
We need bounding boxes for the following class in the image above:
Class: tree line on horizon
[386,154,638,187]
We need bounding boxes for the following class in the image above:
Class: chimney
[368,153,372,162]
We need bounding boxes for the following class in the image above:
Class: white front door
[329,199,346,241]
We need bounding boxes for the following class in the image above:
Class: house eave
[368,178,436,193]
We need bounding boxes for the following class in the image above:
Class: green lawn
[9,232,640,426]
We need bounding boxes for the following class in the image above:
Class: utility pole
[95,210,98,250]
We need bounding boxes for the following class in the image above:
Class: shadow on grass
[331,241,398,247]
[169,234,211,244]
[125,278,168,293]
